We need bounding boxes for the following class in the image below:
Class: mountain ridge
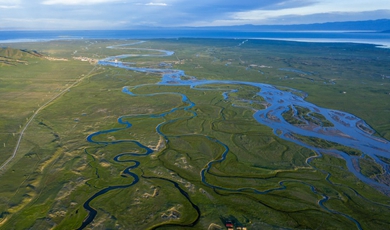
[136,19,390,32]
[0,47,43,66]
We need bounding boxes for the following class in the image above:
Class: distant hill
[0,47,42,59]
[177,19,390,32]
[0,47,43,66]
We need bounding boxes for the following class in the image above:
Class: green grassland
[282,105,334,127]
[0,38,389,229]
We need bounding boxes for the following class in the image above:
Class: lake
[1,30,390,48]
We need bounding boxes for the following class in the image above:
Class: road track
[0,65,99,171]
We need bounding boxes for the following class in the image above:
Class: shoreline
[1,30,390,48]
[253,37,390,48]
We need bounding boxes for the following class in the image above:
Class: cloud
[0,5,18,8]
[161,0,315,25]
[41,0,122,5]
[2,17,127,30]
[198,8,389,26]
[228,0,390,25]
[145,2,167,6]
[266,10,390,25]
[0,0,20,3]
[0,0,20,8]
[261,0,317,10]
[176,0,313,12]
[2,0,390,29]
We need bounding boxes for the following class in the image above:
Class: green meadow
[0,38,389,229]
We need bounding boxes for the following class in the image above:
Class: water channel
[78,41,390,229]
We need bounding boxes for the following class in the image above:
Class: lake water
[1,30,390,48]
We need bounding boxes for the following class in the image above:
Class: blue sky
[1,0,389,30]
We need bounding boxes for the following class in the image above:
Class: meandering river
[78,41,390,229]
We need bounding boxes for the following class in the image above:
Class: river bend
[78,41,390,229]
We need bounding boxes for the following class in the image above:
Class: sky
[0,0,390,30]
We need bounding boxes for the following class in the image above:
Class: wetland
[0,38,389,229]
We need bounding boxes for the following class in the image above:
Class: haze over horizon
[1,0,390,30]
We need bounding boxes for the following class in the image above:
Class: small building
[225,221,233,228]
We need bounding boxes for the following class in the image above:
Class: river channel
[78,41,390,229]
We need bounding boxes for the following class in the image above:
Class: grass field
[0,38,389,229]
